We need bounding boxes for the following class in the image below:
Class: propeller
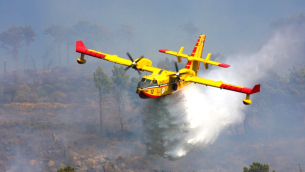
[170,62,182,81]
[124,52,143,75]
[174,62,181,81]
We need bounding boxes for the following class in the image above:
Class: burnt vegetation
[0,61,304,171]
[0,17,305,171]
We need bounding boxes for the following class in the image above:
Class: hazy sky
[0,0,305,71]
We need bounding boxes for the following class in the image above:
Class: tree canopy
[94,66,112,94]
[57,165,75,172]
[243,162,275,172]
[111,65,129,89]
[44,25,66,43]
[22,26,36,69]
[0,25,36,70]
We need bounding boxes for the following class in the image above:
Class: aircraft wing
[185,75,260,104]
[76,40,162,73]
[185,76,260,94]
[76,41,132,66]
[184,76,223,88]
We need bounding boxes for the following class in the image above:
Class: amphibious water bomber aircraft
[76,35,260,105]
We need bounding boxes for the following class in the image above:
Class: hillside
[0,64,304,172]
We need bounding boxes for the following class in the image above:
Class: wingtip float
[76,34,260,105]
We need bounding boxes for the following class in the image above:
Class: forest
[0,16,305,172]
[0,59,304,171]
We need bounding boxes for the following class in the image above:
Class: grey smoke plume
[142,15,305,159]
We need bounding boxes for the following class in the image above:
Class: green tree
[63,26,77,66]
[44,25,66,67]
[57,165,75,172]
[111,65,129,140]
[111,65,129,89]
[13,84,31,102]
[3,86,18,103]
[129,77,141,106]
[243,162,275,172]
[129,77,139,92]
[93,66,112,133]
[0,25,25,70]
[22,26,36,70]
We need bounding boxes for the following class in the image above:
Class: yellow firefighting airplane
[76,35,260,105]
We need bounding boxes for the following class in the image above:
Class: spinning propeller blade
[135,56,144,62]
[124,52,143,75]
[169,62,182,81]
[127,52,134,61]
[175,62,179,72]
[124,65,132,71]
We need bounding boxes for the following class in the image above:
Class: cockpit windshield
[138,78,158,89]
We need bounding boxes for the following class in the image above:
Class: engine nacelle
[172,83,178,91]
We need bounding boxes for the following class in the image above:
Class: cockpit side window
[141,78,145,82]
[146,79,152,83]
[153,80,157,84]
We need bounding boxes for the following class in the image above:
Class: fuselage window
[141,78,146,82]
[146,79,152,84]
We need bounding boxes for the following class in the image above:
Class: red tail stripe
[86,51,91,55]
[192,47,197,53]
[94,53,106,59]
[221,84,252,94]
[236,87,242,92]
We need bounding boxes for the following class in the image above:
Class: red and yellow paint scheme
[76,35,260,105]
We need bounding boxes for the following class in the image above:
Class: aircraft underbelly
[138,81,191,99]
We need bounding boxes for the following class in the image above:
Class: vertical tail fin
[185,35,206,76]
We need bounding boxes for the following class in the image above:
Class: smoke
[142,14,305,159]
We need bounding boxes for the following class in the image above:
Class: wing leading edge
[76,40,162,73]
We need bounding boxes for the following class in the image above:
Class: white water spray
[142,20,305,159]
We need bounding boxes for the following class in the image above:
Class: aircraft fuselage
[136,73,191,99]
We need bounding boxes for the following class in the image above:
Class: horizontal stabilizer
[218,64,230,68]
[203,53,230,69]
[159,49,230,69]
[159,48,189,63]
